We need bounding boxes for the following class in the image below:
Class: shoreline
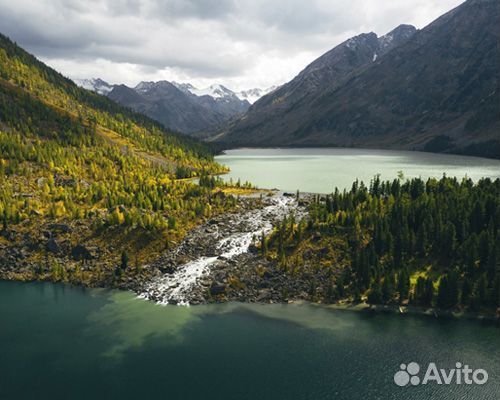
[310,301,500,324]
[215,145,500,162]
[1,277,498,324]
[2,191,499,323]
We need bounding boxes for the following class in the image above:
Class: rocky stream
[138,194,307,305]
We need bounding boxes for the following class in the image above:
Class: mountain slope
[216,0,499,159]
[0,32,234,286]
[78,79,251,135]
[108,81,227,134]
[251,24,416,115]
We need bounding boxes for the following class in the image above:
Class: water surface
[0,281,498,400]
[216,148,500,193]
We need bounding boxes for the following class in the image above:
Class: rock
[46,238,60,253]
[36,177,47,187]
[79,179,90,189]
[0,230,14,241]
[160,265,175,274]
[54,174,76,187]
[319,246,329,255]
[263,270,273,279]
[210,283,226,295]
[256,289,271,302]
[71,244,93,261]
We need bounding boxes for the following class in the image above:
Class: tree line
[262,176,499,311]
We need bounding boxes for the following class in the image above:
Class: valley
[0,0,499,398]
[75,77,277,135]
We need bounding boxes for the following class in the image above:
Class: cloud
[148,0,237,20]
[0,0,465,90]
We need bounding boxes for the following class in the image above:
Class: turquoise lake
[2,148,499,399]
[0,281,498,400]
[216,148,500,193]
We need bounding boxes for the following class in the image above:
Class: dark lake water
[1,281,498,400]
[216,148,500,193]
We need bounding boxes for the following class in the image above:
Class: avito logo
[394,362,488,387]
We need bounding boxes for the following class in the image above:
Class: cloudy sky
[0,0,464,91]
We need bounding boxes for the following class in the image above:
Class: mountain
[215,0,499,159]
[73,78,115,95]
[235,86,279,104]
[0,32,233,285]
[171,82,250,118]
[171,82,276,104]
[74,78,254,135]
[108,80,223,134]
[238,24,416,117]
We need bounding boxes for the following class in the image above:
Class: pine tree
[121,251,129,270]
[367,280,383,305]
[382,273,394,303]
[397,269,410,304]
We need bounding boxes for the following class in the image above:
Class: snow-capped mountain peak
[134,80,175,93]
[378,24,416,54]
[171,81,196,94]
[188,84,235,99]
[134,81,277,104]
[236,86,278,104]
[73,78,114,95]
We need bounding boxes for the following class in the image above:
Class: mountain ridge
[74,78,275,134]
[215,0,499,159]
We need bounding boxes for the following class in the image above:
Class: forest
[0,33,235,285]
[1,32,498,314]
[262,176,500,311]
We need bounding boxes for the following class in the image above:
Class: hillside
[0,33,236,287]
[215,0,500,159]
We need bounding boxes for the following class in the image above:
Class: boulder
[71,244,93,261]
[210,283,226,295]
[46,238,60,253]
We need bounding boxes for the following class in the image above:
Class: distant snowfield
[74,77,277,104]
[73,78,114,95]
[175,82,278,104]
